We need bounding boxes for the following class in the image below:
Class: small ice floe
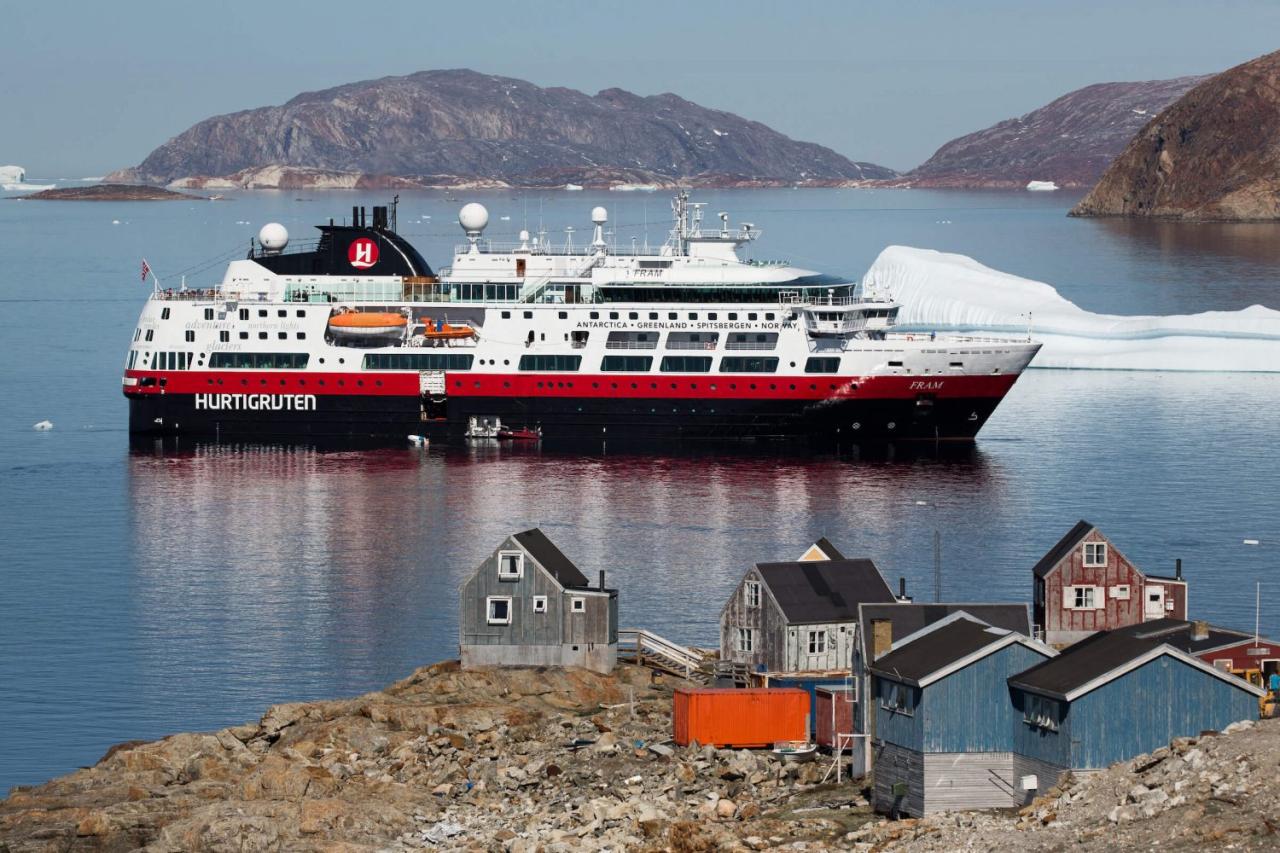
[407,434,429,447]
[235,220,251,225]
[499,215,510,221]
[33,420,53,431]
[564,183,584,191]
[1026,180,1059,192]
[111,219,122,225]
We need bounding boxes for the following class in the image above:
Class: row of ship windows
[134,328,306,343]
[158,307,310,321]
[503,309,779,322]
[130,352,844,374]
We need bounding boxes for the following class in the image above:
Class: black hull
[128,392,1004,445]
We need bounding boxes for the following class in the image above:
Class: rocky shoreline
[5,661,1278,851]
[13,184,206,201]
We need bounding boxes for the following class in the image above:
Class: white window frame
[1082,542,1107,567]
[532,595,547,614]
[1213,658,1234,672]
[744,581,761,609]
[486,596,513,626]
[808,629,828,655]
[881,681,913,716]
[1023,694,1059,731]
[737,627,754,652]
[571,596,586,613]
[1110,584,1131,600]
[1065,585,1104,611]
[497,551,524,580]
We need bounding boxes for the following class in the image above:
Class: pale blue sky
[4,0,1278,175]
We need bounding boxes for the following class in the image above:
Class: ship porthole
[852,422,860,430]
[887,422,896,429]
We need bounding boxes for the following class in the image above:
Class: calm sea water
[2,187,1280,791]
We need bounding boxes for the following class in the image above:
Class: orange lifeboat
[421,317,476,340]
[327,311,407,340]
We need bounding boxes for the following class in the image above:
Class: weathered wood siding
[872,741,924,818]
[782,621,856,672]
[459,536,565,649]
[1011,690,1071,768]
[719,569,787,671]
[1011,753,1069,803]
[1067,656,1259,770]
[1195,638,1280,673]
[921,643,1052,753]
[921,752,1019,813]
[873,677,923,751]
[1039,529,1147,645]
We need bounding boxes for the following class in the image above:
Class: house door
[1145,585,1165,619]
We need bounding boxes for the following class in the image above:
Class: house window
[1066,585,1103,610]
[532,596,547,614]
[881,682,912,715]
[497,551,523,580]
[744,581,761,608]
[1023,694,1059,730]
[1083,542,1107,567]
[737,627,754,652]
[808,630,827,655]
[1213,659,1234,671]
[486,596,512,625]
[571,597,586,613]
[1111,584,1131,600]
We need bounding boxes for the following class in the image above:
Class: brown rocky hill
[904,76,1206,188]
[1072,50,1280,220]
[107,69,895,190]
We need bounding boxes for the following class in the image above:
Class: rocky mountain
[108,70,895,190]
[1072,50,1280,220]
[903,76,1206,188]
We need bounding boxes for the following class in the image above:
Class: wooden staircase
[618,628,714,682]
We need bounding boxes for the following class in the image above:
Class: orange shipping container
[673,688,810,748]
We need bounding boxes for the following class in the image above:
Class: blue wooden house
[869,616,1056,817]
[1008,628,1264,773]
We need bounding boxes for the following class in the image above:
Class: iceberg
[1025,180,1058,191]
[1,164,55,192]
[564,183,584,191]
[862,246,1280,373]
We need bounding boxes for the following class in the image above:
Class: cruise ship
[123,194,1040,444]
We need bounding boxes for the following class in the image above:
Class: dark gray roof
[1009,630,1160,698]
[869,619,1025,685]
[1032,520,1094,579]
[757,559,895,624]
[858,603,1031,660]
[813,537,845,560]
[1144,574,1187,584]
[1114,618,1257,655]
[513,528,589,588]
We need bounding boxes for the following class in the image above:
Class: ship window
[708,312,717,321]
[728,313,737,321]
[278,309,287,317]
[726,332,778,351]
[649,312,658,320]
[748,313,758,321]
[660,356,712,373]
[501,311,511,319]
[362,353,473,370]
[628,312,638,320]
[144,329,154,341]
[219,331,229,343]
[160,307,170,320]
[601,355,653,372]
[668,313,678,320]
[296,310,305,317]
[523,311,532,319]
[204,308,215,320]
[239,331,249,340]
[259,332,268,340]
[239,309,249,320]
[209,352,310,369]
[590,311,599,320]
[133,329,140,341]
[559,311,568,320]
[278,332,287,340]
[765,313,775,321]
[805,357,840,374]
[184,330,195,342]
[888,360,903,368]
[486,596,512,626]
[719,357,778,373]
[609,312,619,320]
[688,313,698,320]
[258,309,267,318]
[297,332,306,340]
[518,354,582,372]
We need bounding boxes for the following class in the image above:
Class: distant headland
[14,183,206,201]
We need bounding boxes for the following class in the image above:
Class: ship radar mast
[458,203,489,254]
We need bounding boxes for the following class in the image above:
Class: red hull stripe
[125,370,1019,401]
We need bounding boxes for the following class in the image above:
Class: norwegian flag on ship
[140,259,151,283]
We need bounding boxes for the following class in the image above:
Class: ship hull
[126,388,1010,444]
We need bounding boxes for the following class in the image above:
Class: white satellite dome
[458,202,489,234]
[258,222,289,252]
[591,206,608,224]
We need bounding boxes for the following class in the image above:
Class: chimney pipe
[1175,558,1183,581]
[352,205,359,227]
[898,577,911,602]
[599,570,605,590]
[1192,620,1209,641]
[872,619,893,661]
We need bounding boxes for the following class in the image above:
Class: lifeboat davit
[421,318,476,340]
[328,311,407,341]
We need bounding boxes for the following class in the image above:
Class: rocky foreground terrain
[107,69,894,190]
[901,76,1204,189]
[4,662,1280,851]
[1072,49,1280,220]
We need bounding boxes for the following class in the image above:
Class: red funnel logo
[348,238,379,269]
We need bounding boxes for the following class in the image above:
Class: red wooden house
[1107,619,1280,686]
[1033,521,1186,647]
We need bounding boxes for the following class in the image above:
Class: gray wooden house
[720,553,897,673]
[870,617,1057,817]
[459,529,618,674]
